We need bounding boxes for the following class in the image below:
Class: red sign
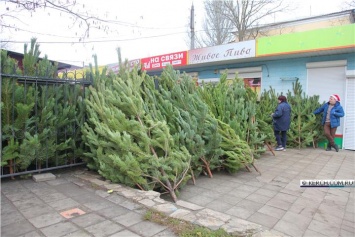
[141,51,188,71]
[106,59,141,74]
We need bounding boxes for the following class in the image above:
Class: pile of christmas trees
[1,40,324,202]
[83,61,261,202]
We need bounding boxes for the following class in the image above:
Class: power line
[1,31,189,44]
[2,25,82,39]
[2,24,189,39]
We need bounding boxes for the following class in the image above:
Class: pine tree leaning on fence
[20,84,73,170]
[1,38,85,176]
[1,50,35,174]
[62,83,87,164]
[20,39,75,170]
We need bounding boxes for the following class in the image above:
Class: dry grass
[144,209,234,237]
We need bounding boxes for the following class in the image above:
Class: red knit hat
[278,95,287,102]
[330,94,340,101]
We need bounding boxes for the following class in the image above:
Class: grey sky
[0,0,347,67]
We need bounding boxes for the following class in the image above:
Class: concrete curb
[75,170,289,237]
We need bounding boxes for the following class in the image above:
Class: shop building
[140,19,354,150]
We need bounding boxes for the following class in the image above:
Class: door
[343,72,355,150]
[307,60,346,135]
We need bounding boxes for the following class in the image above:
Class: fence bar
[1,73,91,178]
[1,162,86,179]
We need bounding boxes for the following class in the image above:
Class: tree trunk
[9,159,15,180]
[200,156,213,178]
[150,146,178,202]
[190,168,196,185]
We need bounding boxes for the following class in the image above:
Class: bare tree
[0,39,11,50]
[344,0,355,8]
[223,0,290,42]
[1,0,134,41]
[198,0,234,47]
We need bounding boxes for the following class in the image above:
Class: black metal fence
[1,70,92,178]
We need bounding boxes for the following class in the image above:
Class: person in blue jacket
[314,94,345,152]
[272,95,292,151]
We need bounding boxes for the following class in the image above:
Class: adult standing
[314,94,345,152]
[272,95,292,151]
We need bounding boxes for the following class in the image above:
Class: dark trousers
[324,122,337,146]
[274,130,287,148]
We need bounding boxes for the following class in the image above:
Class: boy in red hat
[314,94,345,152]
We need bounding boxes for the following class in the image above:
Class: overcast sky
[0,0,349,67]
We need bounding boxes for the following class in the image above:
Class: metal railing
[1,70,92,178]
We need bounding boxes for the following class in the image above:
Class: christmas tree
[198,73,266,157]
[256,80,323,149]
[155,66,223,179]
[256,87,278,152]
[286,80,322,148]
[82,60,190,202]
[217,120,255,173]
[1,50,36,174]
[1,38,84,175]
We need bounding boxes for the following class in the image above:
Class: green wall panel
[257,24,355,56]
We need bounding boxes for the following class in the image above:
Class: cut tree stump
[265,142,275,156]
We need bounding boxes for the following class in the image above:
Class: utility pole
[116,47,122,66]
[190,3,195,50]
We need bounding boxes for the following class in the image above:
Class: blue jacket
[272,102,291,131]
[314,101,345,128]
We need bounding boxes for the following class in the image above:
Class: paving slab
[308,219,341,237]
[257,205,287,219]
[129,221,168,237]
[47,197,80,211]
[110,229,141,237]
[71,213,106,228]
[112,211,144,227]
[28,212,65,228]
[18,203,54,219]
[1,220,35,237]
[1,210,26,226]
[96,205,131,219]
[85,220,124,236]
[32,173,56,182]
[247,211,279,229]
[40,222,79,237]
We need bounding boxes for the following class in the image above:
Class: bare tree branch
[187,0,235,48]
[223,0,291,42]
[188,0,291,48]
[344,0,355,8]
[201,0,234,46]
[1,0,138,41]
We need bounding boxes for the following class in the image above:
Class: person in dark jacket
[314,94,345,152]
[272,95,292,151]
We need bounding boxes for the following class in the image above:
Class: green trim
[257,24,355,56]
[318,137,343,149]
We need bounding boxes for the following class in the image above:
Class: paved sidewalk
[177,148,355,237]
[1,169,177,237]
[1,148,354,237]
